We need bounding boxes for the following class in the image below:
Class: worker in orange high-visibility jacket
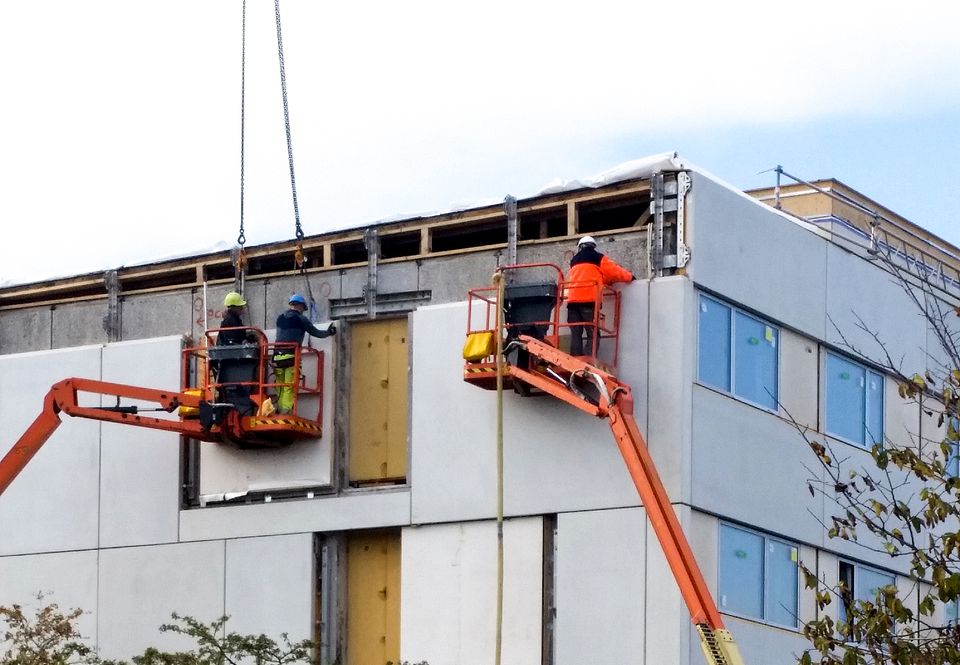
[566,235,635,357]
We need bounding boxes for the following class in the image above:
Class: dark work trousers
[567,302,597,357]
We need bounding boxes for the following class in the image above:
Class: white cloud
[0,0,958,284]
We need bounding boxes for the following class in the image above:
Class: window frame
[946,418,959,478]
[696,294,781,414]
[823,349,885,448]
[837,558,896,623]
[718,522,800,629]
[947,598,958,625]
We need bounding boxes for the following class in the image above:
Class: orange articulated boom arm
[0,388,62,497]
[0,378,212,499]
[510,336,746,665]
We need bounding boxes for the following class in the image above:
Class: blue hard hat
[289,294,307,306]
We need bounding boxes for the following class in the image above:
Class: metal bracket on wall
[315,533,344,665]
[329,290,432,319]
[648,172,665,278]
[363,228,379,319]
[102,269,121,342]
[505,195,518,282]
[647,171,692,275]
[675,171,692,269]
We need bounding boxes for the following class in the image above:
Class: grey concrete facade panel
[0,346,102,555]
[265,274,339,324]
[97,540,226,660]
[644,505,693,665]
[52,301,108,349]
[687,172,828,339]
[400,518,542,665]
[555,508,645,665]
[409,302,640,525]
[0,550,99,641]
[224,533,314,642]
[418,253,504,304]
[178,488,411,541]
[646,277,694,500]
[690,385,825,546]
[699,617,808,665]
[825,243,927,374]
[120,291,193,341]
[779,330,819,431]
[0,306,52,354]
[99,337,182,548]
[197,283,269,334]
[378,262,421,294]
[198,329,334,497]
[814,439,922,575]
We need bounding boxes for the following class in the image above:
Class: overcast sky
[1,1,958,285]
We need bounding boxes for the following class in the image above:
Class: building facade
[0,154,954,664]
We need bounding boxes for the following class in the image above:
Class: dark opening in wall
[578,196,648,234]
[380,231,421,260]
[121,267,197,292]
[247,251,321,276]
[0,283,107,308]
[431,218,507,253]
[519,208,567,240]
[205,262,237,281]
[332,239,367,266]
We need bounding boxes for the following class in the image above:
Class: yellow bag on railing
[462,331,496,361]
[178,389,203,418]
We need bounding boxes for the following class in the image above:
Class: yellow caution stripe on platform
[248,418,323,432]
[465,366,499,374]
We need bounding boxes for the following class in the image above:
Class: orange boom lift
[0,328,324,497]
[463,264,746,665]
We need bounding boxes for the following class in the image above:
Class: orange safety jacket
[566,247,633,304]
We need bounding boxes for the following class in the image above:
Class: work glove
[327,323,337,336]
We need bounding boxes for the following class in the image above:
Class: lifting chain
[274,0,304,269]
[235,0,249,283]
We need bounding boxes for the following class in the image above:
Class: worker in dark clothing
[217,291,256,345]
[274,294,336,413]
[566,236,634,357]
[213,291,260,415]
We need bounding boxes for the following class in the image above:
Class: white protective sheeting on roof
[369,152,689,226]
[537,151,687,195]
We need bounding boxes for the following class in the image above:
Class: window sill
[719,610,801,634]
[695,381,780,417]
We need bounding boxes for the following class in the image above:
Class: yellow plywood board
[386,318,409,479]
[349,319,408,482]
[346,531,401,665]
[349,320,390,480]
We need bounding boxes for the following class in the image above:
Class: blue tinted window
[866,371,884,446]
[947,599,958,625]
[734,312,778,410]
[699,296,731,391]
[719,525,763,619]
[720,524,799,626]
[839,560,894,621]
[765,539,799,627]
[698,295,779,411]
[856,566,895,604]
[826,352,884,446]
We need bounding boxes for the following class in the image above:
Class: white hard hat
[578,235,597,247]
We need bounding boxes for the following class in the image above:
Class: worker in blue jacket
[274,294,336,414]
